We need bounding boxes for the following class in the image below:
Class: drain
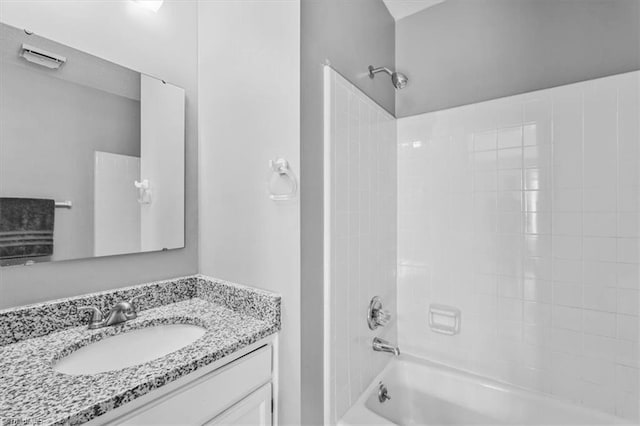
[378,381,391,403]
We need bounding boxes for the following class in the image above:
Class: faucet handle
[367,296,392,330]
[128,294,143,309]
[125,294,145,313]
[374,309,391,327]
[121,294,144,320]
[77,306,104,323]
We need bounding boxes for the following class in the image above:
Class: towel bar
[55,201,72,208]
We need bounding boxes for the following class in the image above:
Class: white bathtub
[338,355,632,426]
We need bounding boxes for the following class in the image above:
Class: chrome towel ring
[268,158,297,201]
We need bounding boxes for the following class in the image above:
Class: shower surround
[323,67,398,424]
[397,71,639,421]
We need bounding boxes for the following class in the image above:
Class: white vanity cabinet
[102,343,274,426]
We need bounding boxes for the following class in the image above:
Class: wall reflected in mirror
[0,22,185,266]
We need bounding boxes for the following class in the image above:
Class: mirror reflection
[0,22,185,266]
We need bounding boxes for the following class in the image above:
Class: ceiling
[382,0,446,21]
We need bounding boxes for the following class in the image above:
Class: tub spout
[372,337,400,356]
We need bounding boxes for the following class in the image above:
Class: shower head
[368,65,408,89]
[391,71,408,90]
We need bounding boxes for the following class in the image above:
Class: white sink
[54,324,207,375]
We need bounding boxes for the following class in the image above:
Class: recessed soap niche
[428,304,461,336]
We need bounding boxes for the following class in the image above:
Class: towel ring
[134,179,152,204]
[268,158,297,201]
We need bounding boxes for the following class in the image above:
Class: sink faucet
[75,295,143,330]
[372,337,400,356]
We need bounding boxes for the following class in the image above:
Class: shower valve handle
[367,296,392,330]
[374,309,391,327]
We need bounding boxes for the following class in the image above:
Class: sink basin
[54,324,206,375]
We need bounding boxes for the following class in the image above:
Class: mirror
[0,22,185,266]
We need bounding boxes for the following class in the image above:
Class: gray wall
[0,3,198,309]
[396,0,640,117]
[300,1,394,424]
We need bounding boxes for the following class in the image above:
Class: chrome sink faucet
[372,337,400,356]
[75,295,143,330]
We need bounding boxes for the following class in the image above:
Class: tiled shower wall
[397,71,639,421]
[324,67,397,423]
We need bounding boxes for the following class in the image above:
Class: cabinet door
[114,346,271,425]
[205,384,271,426]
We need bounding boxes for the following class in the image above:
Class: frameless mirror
[0,22,185,266]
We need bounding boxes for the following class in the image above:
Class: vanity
[0,276,281,425]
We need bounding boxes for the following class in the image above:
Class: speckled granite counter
[0,276,280,425]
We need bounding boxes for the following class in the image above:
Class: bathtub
[338,355,631,426]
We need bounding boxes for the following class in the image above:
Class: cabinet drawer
[117,346,272,425]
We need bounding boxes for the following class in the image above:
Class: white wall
[197,1,301,424]
[0,0,198,308]
[397,71,640,421]
[324,67,398,423]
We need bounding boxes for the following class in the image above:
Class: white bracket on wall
[428,304,461,335]
[268,158,297,201]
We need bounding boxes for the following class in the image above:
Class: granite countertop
[0,276,280,426]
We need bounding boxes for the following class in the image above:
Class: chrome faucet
[75,295,143,330]
[372,337,400,356]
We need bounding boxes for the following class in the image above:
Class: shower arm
[368,66,393,78]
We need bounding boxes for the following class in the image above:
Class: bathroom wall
[0,0,198,308]
[197,1,300,424]
[324,67,397,423]
[396,0,640,117]
[300,2,395,422]
[397,71,639,421]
